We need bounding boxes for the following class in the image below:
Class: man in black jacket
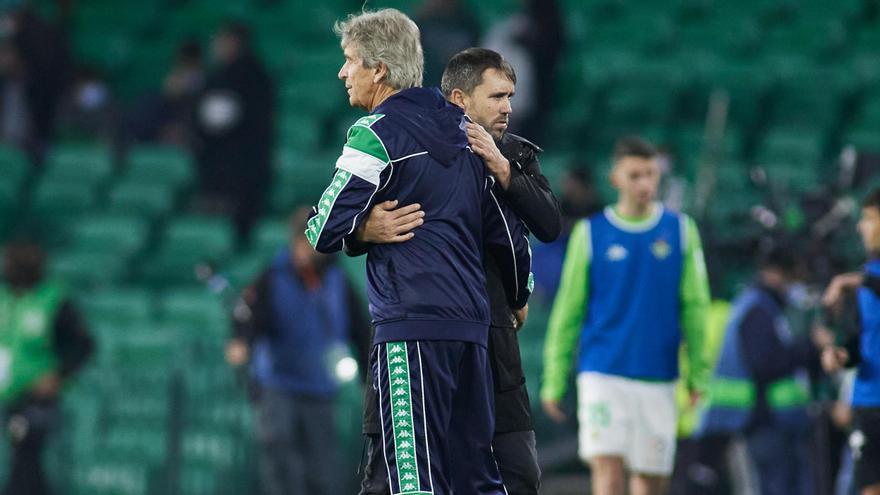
[351,48,562,495]
[193,21,274,241]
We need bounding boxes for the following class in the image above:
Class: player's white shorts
[576,372,677,476]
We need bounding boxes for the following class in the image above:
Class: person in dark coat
[193,21,274,240]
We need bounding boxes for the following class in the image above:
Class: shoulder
[342,114,392,174]
[500,132,543,169]
[504,133,543,154]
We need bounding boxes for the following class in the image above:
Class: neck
[615,200,653,219]
[369,85,399,112]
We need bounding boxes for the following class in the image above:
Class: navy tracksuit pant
[368,340,505,495]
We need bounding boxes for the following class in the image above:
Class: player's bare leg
[630,473,668,495]
[588,456,625,495]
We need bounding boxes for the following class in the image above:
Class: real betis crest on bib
[651,238,671,260]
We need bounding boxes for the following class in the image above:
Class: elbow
[532,217,562,243]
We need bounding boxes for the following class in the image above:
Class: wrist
[495,158,511,189]
[356,222,371,243]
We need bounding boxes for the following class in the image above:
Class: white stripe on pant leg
[417,343,434,493]
[490,445,510,495]
[387,342,421,493]
[377,343,396,492]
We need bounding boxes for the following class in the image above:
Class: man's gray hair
[333,9,424,90]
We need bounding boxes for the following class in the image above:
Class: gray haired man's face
[338,44,379,111]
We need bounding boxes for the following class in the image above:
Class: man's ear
[608,165,620,189]
[449,88,467,109]
[373,62,388,84]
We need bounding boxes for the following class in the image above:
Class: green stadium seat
[48,249,125,289]
[101,425,168,465]
[80,287,154,326]
[270,151,335,212]
[856,94,880,128]
[277,113,322,150]
[763,162,822,192]
[755,128,825,166]
[180,428,245,468]
[139,216,235,285]
[224,252,267,289]
[843,127,880,152]
[674,126,744,177]
[72,31,134,74]
[677,19,762,57]
[124,145,195,191]
[110,332,178,369]
[164,216,235,259]
[44,144,114,185]
[0,144,29,186]
[177,464,220,495]
[157,287,227,332]
[289,48,344,86]
[31,180,98,220]
[70,461,149,495]
[337,253,367,301]
[68,213,150,257]
[600,85,677,126]
[252,218,289,257]
[106,180,176,220]
[183,365,240,401]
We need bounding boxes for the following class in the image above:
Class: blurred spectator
[0,240,95,495]
[225,209,370,495]
[821,188,880,495]
[0,40,29,147]
[124,40,205,146]
[559,167,603,227]
[699,244,830,495]
[193,21,274,241]
[5,7,72,161]
[57,66,116,142]
[483,0,563,142]
[415,0,480,86]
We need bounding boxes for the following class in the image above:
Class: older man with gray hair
[306,8,533,495]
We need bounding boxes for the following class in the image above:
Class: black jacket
[359,132,561,434]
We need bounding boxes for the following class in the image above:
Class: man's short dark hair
[3,240,45,289]
[440,47,516,98]
[863,188,880,210]
[757,241,796,275]
[613,135,658,162]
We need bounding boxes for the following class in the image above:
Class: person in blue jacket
[226,208,371,495]
[698,244,830,495]
[822,188,880,495]
[306,8,533,495]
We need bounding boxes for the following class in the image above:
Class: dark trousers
[746,423,814,495]
[3,399,58,495]
[491,430,541,495]
[256,388,339,495]
[361,429,539,495]
[364,340,505,495]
